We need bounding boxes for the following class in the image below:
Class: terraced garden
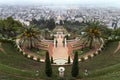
[0,41,120,80]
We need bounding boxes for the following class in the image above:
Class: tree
[81,21,103,49]
[46,18,55,30]
[71,52,79,77]
[45,52,52,77]
[0,19,5,37]
[18,26,41,49]
[0,17,22,38]
[44,28,51,39]
[30,18,46,29]
[68,56,71,64]
[60,20,63,25]
[51,57,54,64]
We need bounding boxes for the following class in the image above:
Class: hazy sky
[0,0,120,7]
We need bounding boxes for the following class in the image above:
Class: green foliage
[24,54,28,57]
[19,50,23,54]
[60,20,63,25]
[88,55,92,59]
[93,53,97,56]
[18,26,41,49]
[71,52,79,77]
[30,55,34,60]
[110,28,120,40]
[0,38,13,43]
[0,63,34,77]
[81,21,104,49]
[37,57,40,62]
[63,20,86,38]
[65,35,69,40]
[81,57,85,62]
[46,18,55,30]
[98,50,101,54]
[0,17,22,38]
[0,40,120,79]
[30,18,47,29]
[45,52,52,77]
[42,28,51,39]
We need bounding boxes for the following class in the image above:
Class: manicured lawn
[0,42,61,79]
[0,42,43,71]
[0,72,30,80]
[0,41,120,80]
[73,47,91,58]
[30,48,47,58]
[78,41,120,79]
[83,68,120,80]
[79,41,120,71]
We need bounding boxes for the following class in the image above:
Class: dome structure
[57,15,62,21]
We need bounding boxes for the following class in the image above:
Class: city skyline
[0,0,120,8]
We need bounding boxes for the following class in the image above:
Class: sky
[0,0,120,8]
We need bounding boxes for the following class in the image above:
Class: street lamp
[35,70,39,77]
[58,67,65,78]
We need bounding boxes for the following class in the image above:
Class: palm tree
[0,17,22,38]
[81,21,104,49]
[18,26,41,49]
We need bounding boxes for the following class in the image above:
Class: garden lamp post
[58,67,65,78]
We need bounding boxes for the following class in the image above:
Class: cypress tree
[68,56,71,64]
[71,52,79,77]
[45,52,52,77]
[51,57,53,64]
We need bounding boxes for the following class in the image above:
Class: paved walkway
[114,41,120,54]
[82,43,99,60]
[52,35,68,60]
[0,42,6,54]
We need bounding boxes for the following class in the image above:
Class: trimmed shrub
[101,47,104,51]
[68,56,71,64]
[93,53,97,56]
[103,44,106,47]
[71,52,79,77]
[81,57,85,62]
[30,55,34,60]
[45,52,52,77]
[51,57,54,64]
[37,57,40,62]
[19,50,23,54]
[98,50,101,54]
[88,55,92,59]
[24,54,28,57]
